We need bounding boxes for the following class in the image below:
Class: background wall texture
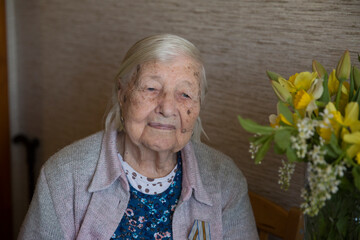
[7,0,360,238]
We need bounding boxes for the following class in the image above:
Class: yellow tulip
[343,132,360,162]
[278,77,296,93]
[328,69,339,97]
[266,71,282,81]
[336,50,351,81]
[353,66,360,90]
[312,60,327,79]
[271,80,292,103]
[334,102,360,131]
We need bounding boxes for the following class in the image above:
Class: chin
[143,138,180,153]
[146,143,177,153]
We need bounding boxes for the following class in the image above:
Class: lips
[148,122,176,130]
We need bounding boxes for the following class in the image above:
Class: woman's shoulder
[191,141,239,169]
[42,131,104,175]
[191,141,246,183]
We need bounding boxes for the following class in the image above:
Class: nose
[156,92,177,117]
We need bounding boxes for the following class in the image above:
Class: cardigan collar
[88,127,212,206]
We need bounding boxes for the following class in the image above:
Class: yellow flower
[333,102,360,133]
[278,77,296,94]
[343,132,360,163]
[357,153,360,164]
[336,50,351,81]
[269,114,280,128]
[293,76,323,113]
[318,102,339,141]
[328,69,339,97]
[276,71,322,114]
[353,66,360,90]
[271,80,292,103]
[312,60,327,78]
[293,72,318,91]
[294,89,312,109]
[269,113,293,128]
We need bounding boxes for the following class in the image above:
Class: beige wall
[8,0,360,237]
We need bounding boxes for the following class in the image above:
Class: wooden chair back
[248,191,304,240]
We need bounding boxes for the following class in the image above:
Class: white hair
[104,34,208,141]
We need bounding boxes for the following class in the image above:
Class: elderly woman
[19,34,258,239]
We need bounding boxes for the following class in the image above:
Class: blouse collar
[88,126,212,206]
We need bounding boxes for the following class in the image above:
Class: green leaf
[323,144,338,159]
[286,146,298,162]
[336,216,348,238]
[329,133,343,156]
[254,135,273,164]
[273,140,286,154]
[319,73,330,103]
[274,129,291,151]
[266,70,282,81]
[250,134,272,146]
[238,115,275,134]
[352,87,360,102]
[352,165,360,191]
[277,102,294,125]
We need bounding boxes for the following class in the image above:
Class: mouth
[148,122,176,130]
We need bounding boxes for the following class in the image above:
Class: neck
[117,132,177,178]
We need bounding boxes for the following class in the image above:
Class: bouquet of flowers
[238,50,360,239]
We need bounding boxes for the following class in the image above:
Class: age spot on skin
[187,110,191,115]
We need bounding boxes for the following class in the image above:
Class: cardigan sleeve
[18,167,65,240]
[221,168,259,240]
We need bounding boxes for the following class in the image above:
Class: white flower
[297,118,318,140]
[301,157,346,216]
[320,108,334,126]
[278,160,295,190]
[249,142,259,160]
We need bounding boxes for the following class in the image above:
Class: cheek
[128,90,157,108]
[182,104,200,125]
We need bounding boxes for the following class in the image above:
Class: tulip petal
[346,144,360,158]
[326,102,337,112]
[343,132,360,144]
[336,50,351,81]
[328,70,339,96]
[344,102,359,126]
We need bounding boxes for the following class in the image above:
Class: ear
[117,79,123,103]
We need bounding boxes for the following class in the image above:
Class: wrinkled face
[119,55,201,153]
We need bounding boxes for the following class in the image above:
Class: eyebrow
[149,75,162,80]
[143,75,197,88]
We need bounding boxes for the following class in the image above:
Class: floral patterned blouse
[111,152,182,240]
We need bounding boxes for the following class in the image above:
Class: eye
[182,93,191,99]
[147,87,156,91]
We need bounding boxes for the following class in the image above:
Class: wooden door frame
[0,0,12,239]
